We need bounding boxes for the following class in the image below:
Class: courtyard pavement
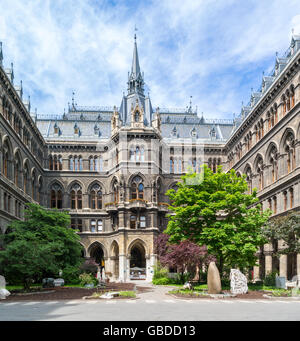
[1,282,300,321]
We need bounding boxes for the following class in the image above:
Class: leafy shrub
[62,265,80,285]
[152,277,170,285]
[79,273,98,286]
[263,271,278,287]
[153,262,169,280]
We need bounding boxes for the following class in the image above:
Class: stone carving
[53,278,65,287]
[207,262,222,294]
[230,269,248,294]
[42,278,55,288]
[0,275,10,300]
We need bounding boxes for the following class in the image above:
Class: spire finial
[134,25,138,41]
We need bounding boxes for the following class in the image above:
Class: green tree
[0,204,83,289]
[165,165,271,276]
[262,211,300,256]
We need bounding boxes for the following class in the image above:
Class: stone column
[265,253,273,275]
[279,254,288,278]
[297,254,300,276]
[253,253,260,281]
[118,254,127,282]
[264,243,273,276]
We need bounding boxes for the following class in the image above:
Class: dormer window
[191,128,197,138]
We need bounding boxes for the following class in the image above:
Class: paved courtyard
[1,284,300,321]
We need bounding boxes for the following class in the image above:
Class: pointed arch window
[112,181,119,203]
[70,184,82,209]
[50,184,63,209]
[284,133,295,174]
[131,176,144,200]
[90,184,103,209]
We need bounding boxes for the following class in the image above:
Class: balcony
[128,199,147,210]
[104,202,118,212]
[158,202,170,212]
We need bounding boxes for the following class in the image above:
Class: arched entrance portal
[130,244,146,280]
[89,243,104,267]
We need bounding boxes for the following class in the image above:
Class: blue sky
[0,0,300,119]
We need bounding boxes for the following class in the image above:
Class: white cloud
[0,0,299,119]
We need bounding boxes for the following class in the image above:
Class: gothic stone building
[0,35,300,281]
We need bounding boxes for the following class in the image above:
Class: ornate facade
[0,34,300,281]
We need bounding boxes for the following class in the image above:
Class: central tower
[119,34,153,127]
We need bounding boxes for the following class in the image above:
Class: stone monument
[207,262,222,294]
[0,275,10,300]
[230,269,248,294]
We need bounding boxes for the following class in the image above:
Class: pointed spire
[131,33,141,79]
[0,42,3,67]
[128,30,144,95]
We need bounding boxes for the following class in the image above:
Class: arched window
[170,157,174,174]
[140,147,145,161]
[69,156,74,171]
[31,170,37,200]
[50,183,63,209]
[136,147,140,161]
[256,157,264,191]
[134,111,140,122]
[273,196,277,214]
[284,133,295,174]
[90,184,103,209]
[290,188,294,209]
[283,191,288,211]
[269,146,278,183]
[3,140,12,179]
[245,167,252,194]
[282,95,287,115]
[14,154,21,187]
[23,163,30,194]
[112,181,119,203]
[70,184,82,209]
[131,176,144,200]
[129,147,134,161]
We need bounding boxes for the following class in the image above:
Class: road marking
[164,300,175,303]
[220,300,234,304]
[276,301,290,304]
[23,302,38,306]
[238,300,255,304]
[126,300,136,304]
[255,300,271,304]
[45,301,59,305]
[145,300,156,304]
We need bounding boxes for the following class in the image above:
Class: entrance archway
[89,242,104,267]
[129,243,146,280]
